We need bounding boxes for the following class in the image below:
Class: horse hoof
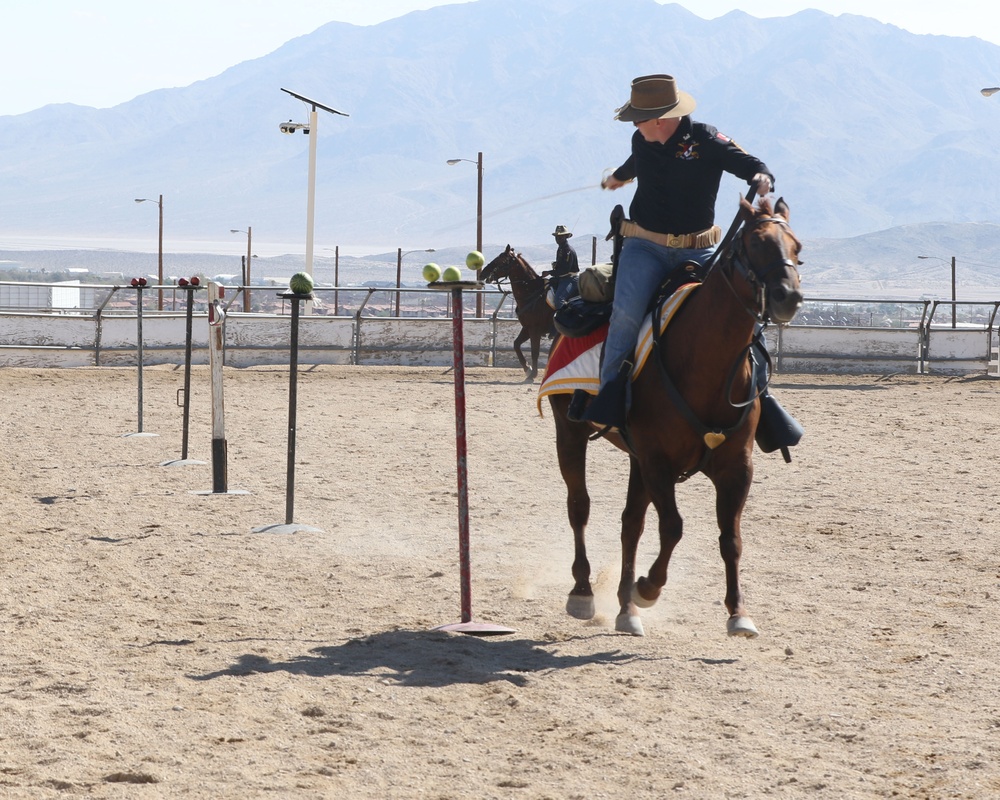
[615,613,645,636]
[630,582,658,609]
[566,594,595,620]
[727,616,759,638]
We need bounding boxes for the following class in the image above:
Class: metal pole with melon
[429,254,513,636]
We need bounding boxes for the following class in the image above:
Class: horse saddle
[554,259,708,339]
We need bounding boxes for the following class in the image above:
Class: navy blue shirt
[612,117,773,235]
[552,239,579,277]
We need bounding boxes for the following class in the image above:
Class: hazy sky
[2,0,999,116]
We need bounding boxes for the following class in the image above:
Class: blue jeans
[599,237,715,387]
[550,274,578,309]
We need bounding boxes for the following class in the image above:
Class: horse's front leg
[632,475,683,620]
[513,326,531,378]
[616,458,651,636]
[714,463,758,638]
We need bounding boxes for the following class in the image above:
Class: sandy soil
[2,363,1000,799]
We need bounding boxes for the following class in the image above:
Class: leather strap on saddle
[607,204,626,287]
[619,220,722,249]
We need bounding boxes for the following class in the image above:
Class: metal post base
[432,621,517,637]
[251,522,323,534]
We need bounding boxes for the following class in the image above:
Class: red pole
[452,286,472,623]
[433,282,514,636]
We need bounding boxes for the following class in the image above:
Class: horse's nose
[768,282,803,324]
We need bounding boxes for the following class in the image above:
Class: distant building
[0,280,100,312]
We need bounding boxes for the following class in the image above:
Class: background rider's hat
[615,74,696,122]
[552,225,573,238]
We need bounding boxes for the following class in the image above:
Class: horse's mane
[515,251,541,279]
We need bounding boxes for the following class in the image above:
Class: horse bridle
[720,216,801,324]
[650,211,800,480]
[487,253,548,312]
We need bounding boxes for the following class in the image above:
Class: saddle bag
[578,263,615,303]
[554,295,613,338]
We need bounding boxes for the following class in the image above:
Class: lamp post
[230,227,253,312]
[333,246,340,316]
[917,255,957,327]
[134,195,163,310]
[447,151,484,317]
[396,248,436,316]
[280,88,349,314]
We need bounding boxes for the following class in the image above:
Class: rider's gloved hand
[752,173,773,196]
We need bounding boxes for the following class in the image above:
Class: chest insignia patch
[676,141,700,160]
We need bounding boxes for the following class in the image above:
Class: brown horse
[481,245,555,381]
[547,196,803,637]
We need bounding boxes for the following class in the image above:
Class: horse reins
[719,218,801,324]
[490,255,548,314]
[649,192,798,481]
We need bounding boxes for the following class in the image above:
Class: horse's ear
[774,197,790,221]
[738,193,756,221]
[505,244,513,253]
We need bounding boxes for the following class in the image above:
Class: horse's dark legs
[633,477,683,615]
[712,464,758,637]
[550,396,594,619]
[527,333,541,382]
[513,326,531,379]
[615,458,652,635]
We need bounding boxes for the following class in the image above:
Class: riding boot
[755,390,804,460]
[567,388,590,422]
[581,360,632,431]
[751,335,803,461]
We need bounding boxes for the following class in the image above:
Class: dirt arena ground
[2,363,999,798]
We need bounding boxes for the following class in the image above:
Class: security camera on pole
[277,88,349,314]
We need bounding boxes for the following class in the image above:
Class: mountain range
[2,0,1000,296]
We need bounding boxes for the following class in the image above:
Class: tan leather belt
[619,220,721,249]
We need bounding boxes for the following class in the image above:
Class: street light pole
[447,152,484,317]
[396,248,436,316]
[135,194,164,310]
[231,227,253,311]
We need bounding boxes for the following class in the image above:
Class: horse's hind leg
[551,396,594,620]
[513,327,531,379]
[527,334,541,381]
[615,458,651,636]
[713,466,758,638]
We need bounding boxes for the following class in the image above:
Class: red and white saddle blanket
[537,283,698,415]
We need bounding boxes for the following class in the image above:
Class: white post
[304,106,318,314]
[207,281,228,492]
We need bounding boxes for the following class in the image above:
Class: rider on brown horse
[542,224,579,309]
[570,73,801,456]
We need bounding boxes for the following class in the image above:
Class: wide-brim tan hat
[552,225,572,238]
[615,74,696,122]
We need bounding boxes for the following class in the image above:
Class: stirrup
[567,389,590,422]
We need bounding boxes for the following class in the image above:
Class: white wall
[0,311,992,376]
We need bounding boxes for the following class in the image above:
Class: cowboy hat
[551,225,573,238]
[614,74,696,122]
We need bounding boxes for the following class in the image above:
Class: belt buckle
[667,234,683,248]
